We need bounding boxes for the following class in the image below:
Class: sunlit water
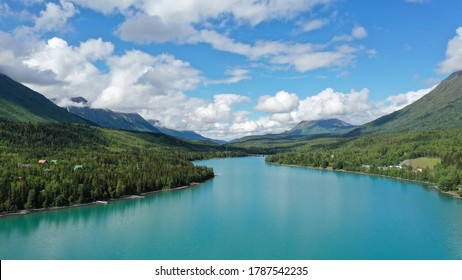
[1,156,461,259]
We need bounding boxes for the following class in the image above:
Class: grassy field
[408,157,441,169]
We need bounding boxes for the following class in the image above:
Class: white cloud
[22,37,114,99]
[198,30,357,72]
[270,46,356,72]
[299,19,329,32]
[255,91,300,114]
[254,85,436,130]
[139,0,330,27]
[117,13,197,43]
[71,0,331,34]
[333,25,368,42]
[437,27,462,74]
[380,86,436,114]
[188,94,250,123]
[34,0,78,32]
[68,0,136,14]
[293,88,371,124]
[352,25,367,39]
[205,67,250,85]
[92,51,202,111]
[67,0,360,74]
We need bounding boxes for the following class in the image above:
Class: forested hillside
[267,128,462,196]
[0,74,89,124]
[0,120,240,213]
[350,70,462,135]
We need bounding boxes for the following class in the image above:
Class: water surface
[1,157,461,259]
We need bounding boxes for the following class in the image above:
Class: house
[38,160,47,164]
[74,165,83,171]
[51,160,58,164]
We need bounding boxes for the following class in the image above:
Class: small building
[51,160,58,164]
[74,165,83,171]
[38,160,48,164]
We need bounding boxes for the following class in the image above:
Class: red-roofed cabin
[38,160,48,164]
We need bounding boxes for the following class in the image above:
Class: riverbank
[0,180,209,218]
[266,161,462,199]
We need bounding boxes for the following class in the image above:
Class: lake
[1,156,461,259]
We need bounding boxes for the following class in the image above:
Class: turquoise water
[1,156,461,259]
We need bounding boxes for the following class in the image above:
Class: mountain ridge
[0,73,90,124]
[286,118,358,136]
[349,70,462,136]
[65,97,224,144]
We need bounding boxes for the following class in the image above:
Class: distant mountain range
[232,118,357,144]
[66,98,161,133]
[0,74,90,124]
[0,73,223,143]
[286,118,357,136]
[350,70,462,136]
[148,120,227,144]
[65,97,224,144]
[2,70,462,144]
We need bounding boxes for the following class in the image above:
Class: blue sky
[1,0,461,140]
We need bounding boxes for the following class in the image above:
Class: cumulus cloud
[437,27,462,74]
[34,0,78,32]
[188,94,250,123]
[92,51,202,111]
[255,91,300,114]
[293,88,371,124]
[380,86,436,114]
[22,37,114,99]
[253,84,436,131]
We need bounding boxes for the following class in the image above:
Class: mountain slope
[286,118,357,136]
[66,99,225,143]
[67,105,161,133]
[0,74,89,124]
[350,71,462,135]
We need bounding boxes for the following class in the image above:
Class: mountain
[66,98,225,144]
[148,120,226,144]
[66,105,161,133]
[350,71,462,136]
[286,118,357,136]
[231,118,356,144]
[0,74,89,124]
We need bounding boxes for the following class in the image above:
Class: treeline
[0,120,235,213]
[267,129,462,195]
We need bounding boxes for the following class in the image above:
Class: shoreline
[266,161,462,199]
[0,180,210,218]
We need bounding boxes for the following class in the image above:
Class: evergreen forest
[0,120,242,213]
